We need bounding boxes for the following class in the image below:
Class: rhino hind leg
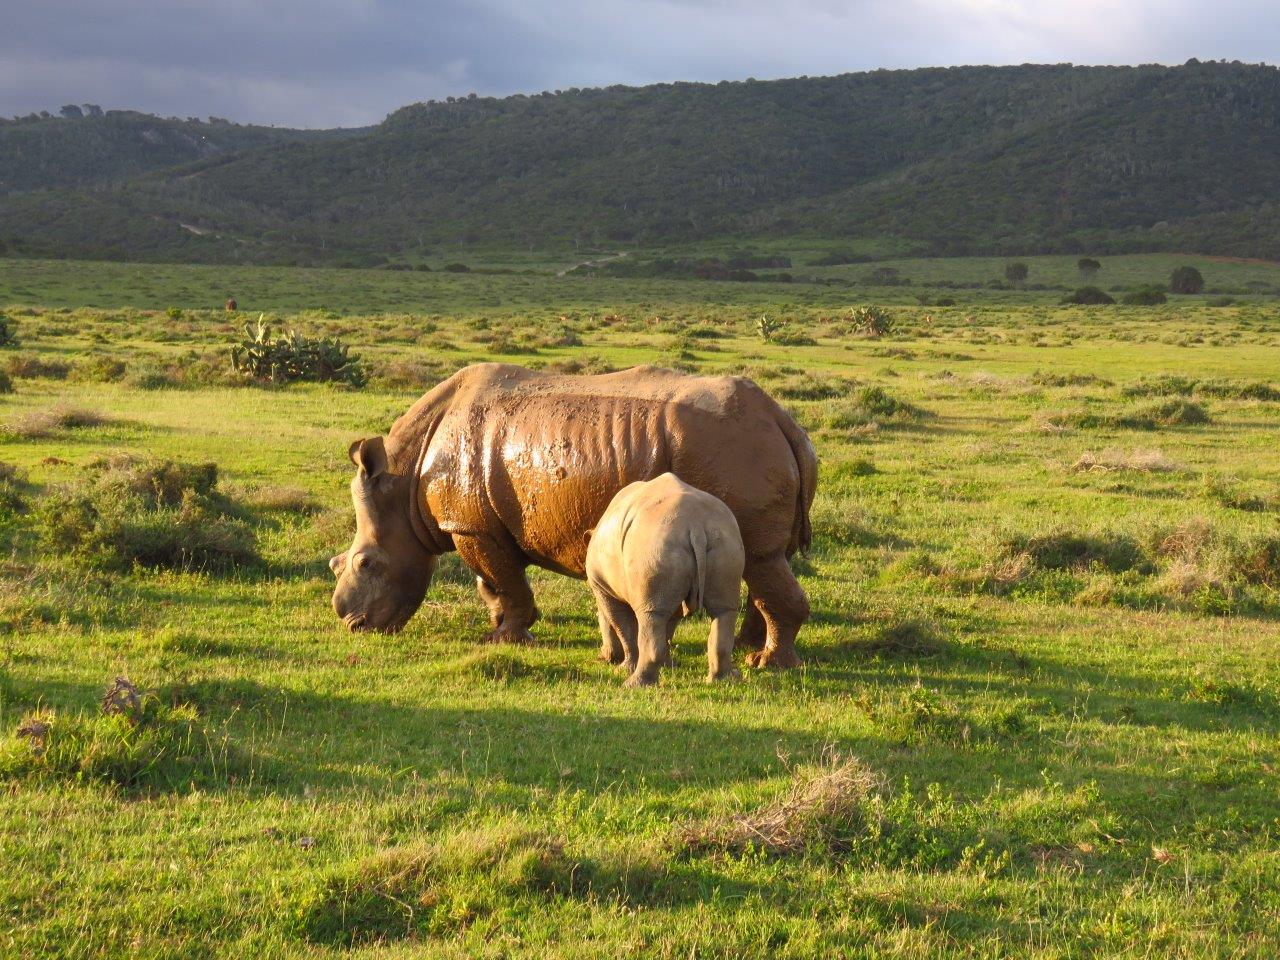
[707,611,741,682]
[734,596,767,651]
[591,588,636,669]
[455,534,540,644]
[624,609,676,687]
[742,555,808,669]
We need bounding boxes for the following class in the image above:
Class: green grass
[1,260,1279,957]
[3,251,1279,315]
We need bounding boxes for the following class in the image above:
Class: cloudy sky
[3,0,1276,128]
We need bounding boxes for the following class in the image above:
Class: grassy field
[3,250,1279,315]
[1,260,1279,957]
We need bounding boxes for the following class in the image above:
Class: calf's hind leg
[706,612,741,682]
[590,586,637,670]
[624,609,676,688]
[742,554,809,669]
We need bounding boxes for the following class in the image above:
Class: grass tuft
[678,751,878,857]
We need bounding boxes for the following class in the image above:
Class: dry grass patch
[8,405,108,439]
[678,751,878,857]
[1072,447,1181,473]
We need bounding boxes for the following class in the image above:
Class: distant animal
[329,363,816,668]
[586,473,744,686]
[224,298,237,311]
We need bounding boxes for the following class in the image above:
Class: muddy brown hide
[366,363,817,667]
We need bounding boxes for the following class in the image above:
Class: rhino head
[330,436,436,633]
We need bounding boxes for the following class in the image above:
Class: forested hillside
[0,111,359,195]
[3,61,1279,264]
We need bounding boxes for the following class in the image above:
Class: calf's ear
[348,437,388,479]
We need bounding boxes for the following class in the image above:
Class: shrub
[1139,399,1210,427]
[1061,286,1115,305]
[0,370,11,395]
[71,355,127,382]
[1170,266,1205,294]
[1004,262,1029,284]
[8,405,106,439]
[442,262,471,273]
[4,354,70,379]
[1002,530,1145,573]
[850,304,893,337]
[755,314,782,342]
[230,316,366,387]
[1121,287,1167,305]
[825,386,928,430]
[0,315,18,348]
[776,374,850,400]
[32,455,257,572]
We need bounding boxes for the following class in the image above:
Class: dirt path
[556,252,628,277]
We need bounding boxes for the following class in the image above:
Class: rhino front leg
[454,534,540,644]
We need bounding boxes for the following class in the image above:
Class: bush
[230,316,366,387]
[849,304,893,337]
[1004,262,1029,284]
[8,405,106,439]
[1061,286,1115,305]
[0,315,18,348]
[71,355,127,382]
[4,354,70,379]
[0,370,11,395]
[825,386,928,430]
[32,455,257,571]
[442,262,471,273]
[1170,266,1205,294]
[1121,287,1167,305]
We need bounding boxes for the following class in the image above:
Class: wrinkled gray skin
[585,473,745,687]
[330,438,436,633]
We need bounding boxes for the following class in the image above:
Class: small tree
[1170,266,1205,294]
[755,315,782,342]
[1004,262,1029,286]
[59,104,83,119]
[1077,257,1101,281]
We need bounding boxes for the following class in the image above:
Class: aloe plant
[230,315,366,387]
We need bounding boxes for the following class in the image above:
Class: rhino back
[412,364,801,576]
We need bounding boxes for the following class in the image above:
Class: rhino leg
[734,594,767,651]
[591,587,635,669]
[624,609,675,688]
[706,611,740,682]
[476,577,505,631]
[455,534,540,644]
[742,555,808,669]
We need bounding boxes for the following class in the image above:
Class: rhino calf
[586,473,745,686]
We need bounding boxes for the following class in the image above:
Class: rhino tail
[685,526,708,616]
[776,408,817,555]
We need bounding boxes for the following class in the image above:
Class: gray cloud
[2,0,1276,127]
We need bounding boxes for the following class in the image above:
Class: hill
[0,110,360,195]
[3,61,1280,264]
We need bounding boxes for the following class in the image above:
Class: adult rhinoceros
[329,363,817,668]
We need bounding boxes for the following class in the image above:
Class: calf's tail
[686,527,708,615]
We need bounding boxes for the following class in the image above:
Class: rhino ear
[348,437,388,479]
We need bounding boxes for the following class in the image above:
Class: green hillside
[3,61,1280,264]
[0,111,359,195]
